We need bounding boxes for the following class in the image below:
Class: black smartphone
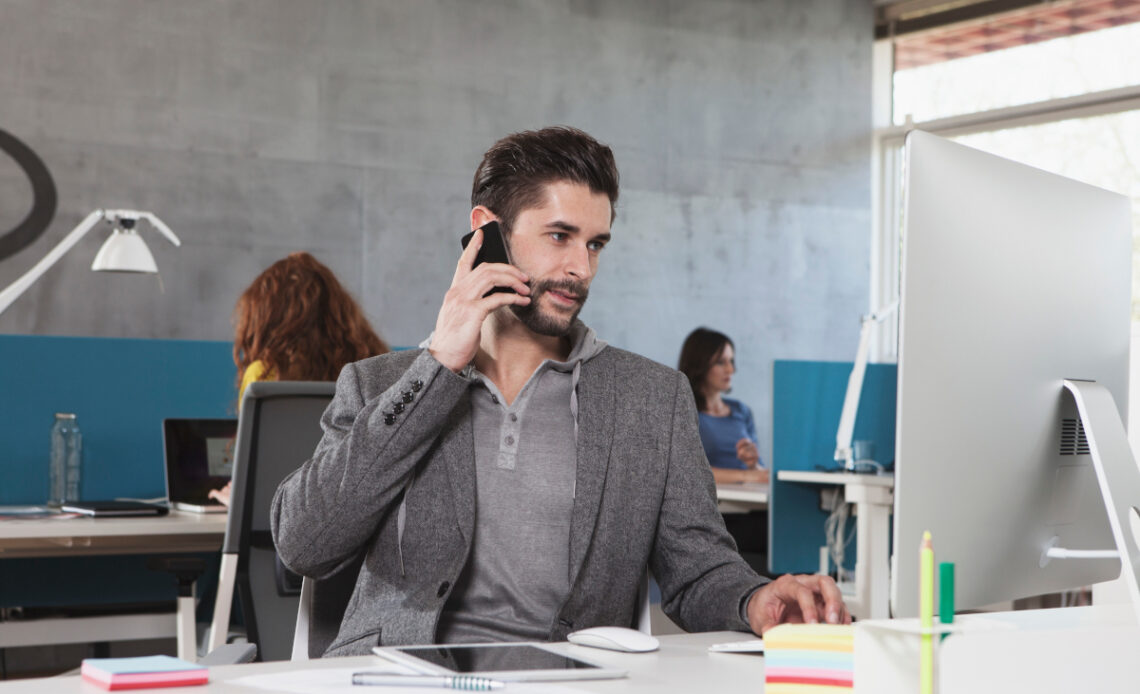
[460,220,515,295]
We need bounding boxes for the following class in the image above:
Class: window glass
[951,112,1140,319]
[893,22,1140,125]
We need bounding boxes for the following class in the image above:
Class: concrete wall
[0,0,873,463]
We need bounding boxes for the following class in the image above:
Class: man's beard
[509,278,590,337]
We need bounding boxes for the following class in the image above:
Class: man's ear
[470,206,498,231]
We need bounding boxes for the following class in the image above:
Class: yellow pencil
[920,531,934,694]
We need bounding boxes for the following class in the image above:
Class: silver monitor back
[891,130,1132,617]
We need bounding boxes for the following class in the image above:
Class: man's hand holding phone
[429,222,531,373]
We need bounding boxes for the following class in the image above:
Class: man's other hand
[429,226,532,372]
[745,574,851,635]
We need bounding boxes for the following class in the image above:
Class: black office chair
[206,381,335,662]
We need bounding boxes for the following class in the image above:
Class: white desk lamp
[834,301,898,472]
[0,209,181,315]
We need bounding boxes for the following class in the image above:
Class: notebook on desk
[162,418,237,513]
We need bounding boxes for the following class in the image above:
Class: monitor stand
[1053,380,1140,624]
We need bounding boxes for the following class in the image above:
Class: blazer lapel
[568,354,617,589]
[441,397,476,544]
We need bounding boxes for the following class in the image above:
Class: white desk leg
[176,589,197,662]
[847,484,894,620]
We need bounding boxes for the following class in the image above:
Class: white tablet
[371,642,628,682]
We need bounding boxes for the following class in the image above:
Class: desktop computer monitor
[890,131,1136,618]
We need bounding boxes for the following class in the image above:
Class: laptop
[162,418,238,513]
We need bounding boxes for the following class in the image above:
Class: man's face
[503,180,612,336]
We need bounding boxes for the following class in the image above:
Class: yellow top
[763,623,855,652]
[239,360,275,404]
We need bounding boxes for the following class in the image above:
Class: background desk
[0,631,763,693]
[776,470,893,619]
[0,512,226,650]
[0,512,226,559]
[715,482,769,513]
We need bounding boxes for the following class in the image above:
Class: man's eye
[587,241,606,251]
[550,232,567,242]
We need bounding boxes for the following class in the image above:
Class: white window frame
[870,36,1140,364]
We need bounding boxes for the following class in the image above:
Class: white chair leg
[635,571,652,635]
[291,577,313,661]
[208,554,239,653]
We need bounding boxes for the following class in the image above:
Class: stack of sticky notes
[764,623,854,693]
[80,655,208,690]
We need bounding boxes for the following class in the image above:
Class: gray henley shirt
[435,323,606,643]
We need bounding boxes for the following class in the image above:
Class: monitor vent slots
[1060,418,1091,456]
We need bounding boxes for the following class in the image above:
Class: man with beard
[272,127,848,656]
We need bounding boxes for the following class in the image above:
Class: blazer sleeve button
[412,379,424,392]
[437,581,450,598]
[383,413,396,425]
[402,391,414,404]
[393,402,405,414]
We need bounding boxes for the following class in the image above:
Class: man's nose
[565,243,592,280]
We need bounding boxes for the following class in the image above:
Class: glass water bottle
[49,413,82,507]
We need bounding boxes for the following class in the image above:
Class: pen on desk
[939,561,955,642]
[919,531,934,694]
[351,672,505,691]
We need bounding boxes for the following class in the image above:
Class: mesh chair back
[224,381,334,661]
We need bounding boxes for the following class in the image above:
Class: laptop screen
[162,418,237,505]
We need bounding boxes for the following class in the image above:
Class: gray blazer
[271,347,766,656]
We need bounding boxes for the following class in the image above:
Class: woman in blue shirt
[679,327,770,574]
[679,328,769,484]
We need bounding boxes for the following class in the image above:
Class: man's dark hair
[471,126,619,232]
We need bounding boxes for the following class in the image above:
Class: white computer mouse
[566,626,660,653]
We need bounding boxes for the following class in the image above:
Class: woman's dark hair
[232,252,389,392]
[471,126,619,233]
[677,327,734,412]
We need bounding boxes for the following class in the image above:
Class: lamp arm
[833,301,900,466]
[0,209,106,316]
[138,212,181,247]
[835,319,875,465]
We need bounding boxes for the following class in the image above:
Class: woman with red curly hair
[210,252,388,505]
[232,251,389,397]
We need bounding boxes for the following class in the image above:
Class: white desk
[0,511,227,653]
[0,512,226,558]
[0,631,764,693]
[776,471,893,619]
[715,482,769,513]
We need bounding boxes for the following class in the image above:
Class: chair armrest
[199,642,258,666]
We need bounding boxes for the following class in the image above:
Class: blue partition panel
[770,360,896,575]
[0,334,234,505]
[0,334,234,609]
